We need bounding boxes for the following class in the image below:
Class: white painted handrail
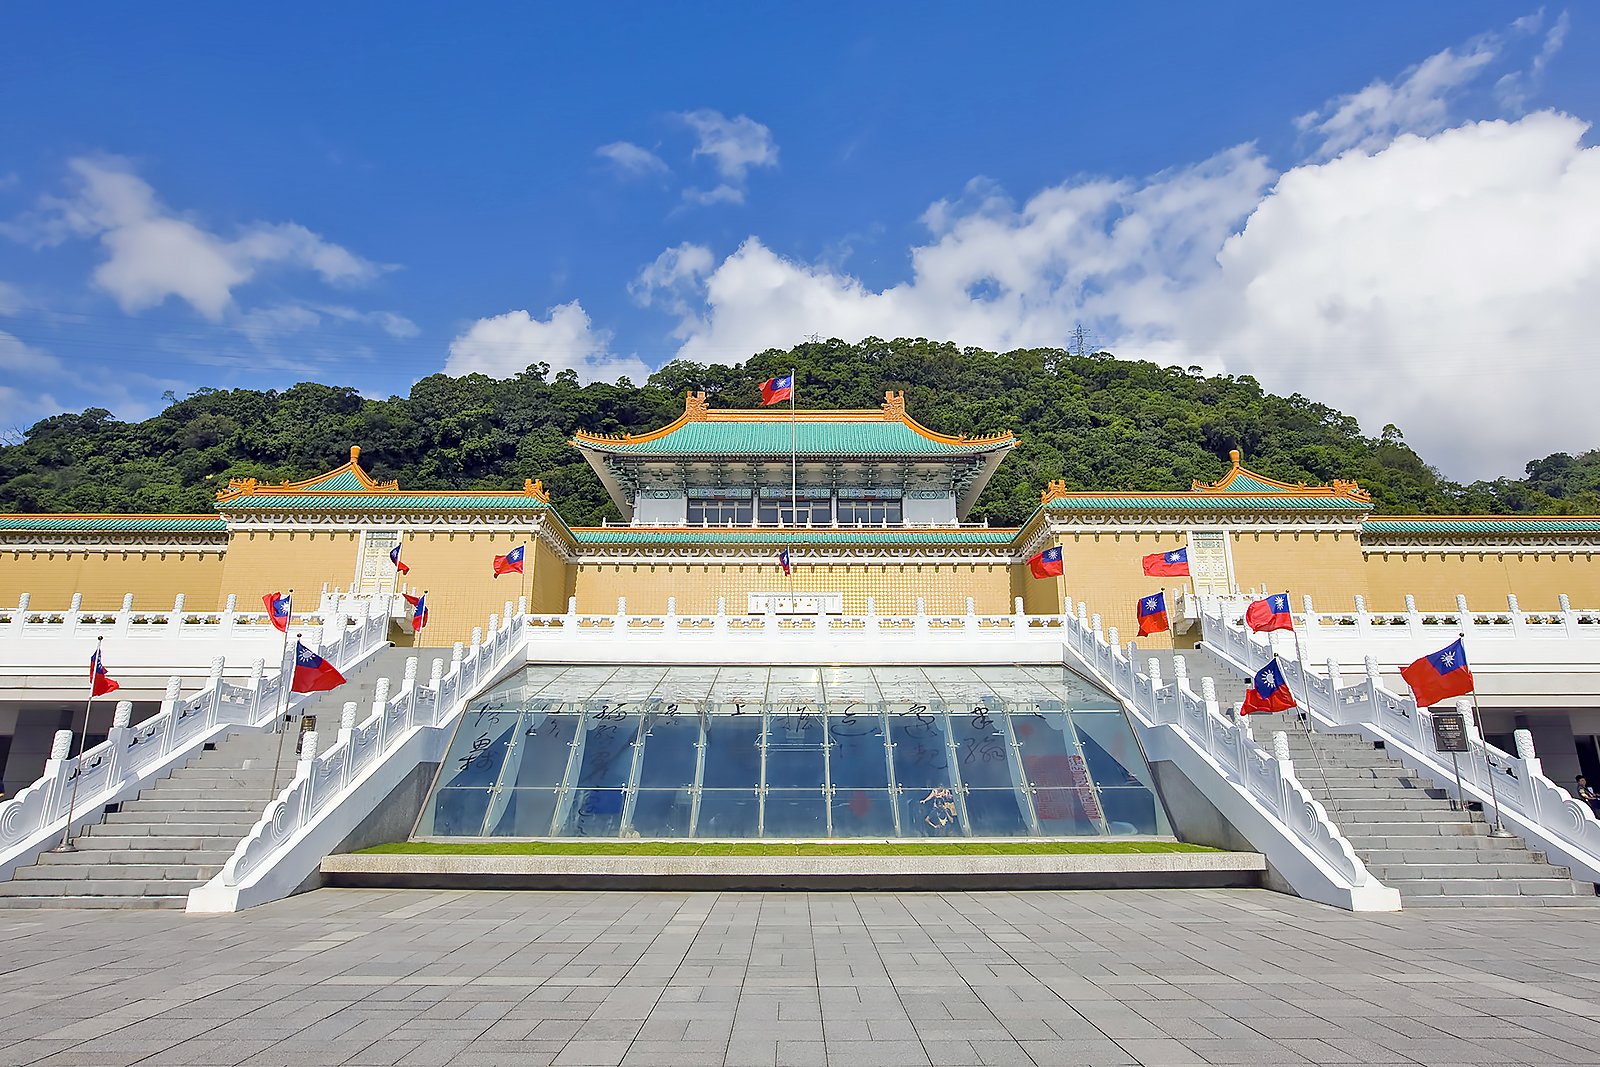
[197,599,530,909]
[1060,601,1396,910]
[0,596,395,881]
[1200,596,1600,883]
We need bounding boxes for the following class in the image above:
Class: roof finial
[882,390,907,420]
[685,391,709,420]
[350,445,361,464]
[1229,448,1241,468]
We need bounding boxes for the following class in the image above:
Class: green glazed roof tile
[217,493,551,510]
[573,528,1018,546]
[1362,518,1600,534]
[578,421,1009,456]
[1045,495,1369,511]
[306,470,366,491]
[0,516,229,532]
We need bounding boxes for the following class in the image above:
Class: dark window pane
[556,787,626,837]
[828,713,889,787]
[899,788,965,837]
[504,712,576,788]
[763,789,826,837]
[629,789,694,837]
[765,713,826,788]
[964,788,1031,836]
[696,789,759,838]
[420,787,492,837]
[702,716,762,788]
[486,789,559,837]
[889,710,954,792]
[636,712,700,789]
[830,789,896,836]
[575,714,639,789]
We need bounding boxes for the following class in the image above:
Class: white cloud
[1298,42,1497,158]
[677,109,777,206]
[596,141,669,178]
[0,280,25,316]
[1496,10,1569,111]
[445,301,649,384]
[635,27,1598,479]
[0,329,64,377]
[6,157,388,320]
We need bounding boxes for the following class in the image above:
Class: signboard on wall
[1430,710,1470,753]
[749,592,845,615]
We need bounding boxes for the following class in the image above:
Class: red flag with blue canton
[390,543,410,575]
[778,548,792,576]
[89,647,119,697]
[760,375,793,405]
[404,593,429,632]
[493,544,525,578]
[1400,638,1474,707]
[263,591,291,633]
[1245,592,1294,633]
[1028,546,1064,578]
[291,642,346,694]
[1136,592,1170,636]
[1242,658,1296,714]
[1143,547,1190,576]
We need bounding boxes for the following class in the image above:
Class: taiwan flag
[1137,592,1170,636]
[760,375,794,406]
[1400,638,1474,708]
[263,591,291,633]
[1245,592,1294,633]
[1241,658,1297,715]
[390,543,410,576]
[1028,545,1064,578]
[404,593,429,633]
[493,545,525,578]
[291,642,346,694]
[89,646,120,698]
[778,548,792,576]
[1143,547,1190,576]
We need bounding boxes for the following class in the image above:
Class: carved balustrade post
[297,731,319,823]
[248,658,267,723]
[160,677,182,754]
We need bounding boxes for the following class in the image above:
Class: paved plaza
[0,889,1597,1066]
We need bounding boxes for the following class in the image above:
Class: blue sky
[1,4,1597,478]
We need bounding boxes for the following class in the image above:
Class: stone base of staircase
[1249,711,1600,908]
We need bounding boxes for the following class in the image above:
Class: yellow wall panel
[0,550,224,611]
[217,530,362,609]
[1227,531,1368,606]
[1361,551,1600,612]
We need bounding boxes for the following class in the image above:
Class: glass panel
[763,789,827,837]
[950,707,1014,789]
[696,789,760,838]
[1097,787,1167,836]
[1011,711,1078,789]
[486,789,559,837]
[435,706,520,792]
[828,710,889,788]
[419,787,493,837]
[831,788,896,836]
[635,709,701,790]
[502,710,576,788]
[899,788,964,837]
[574,712,640,789]
[964,788,1031,836]
[889,710,954,793]
[555,786,627,838]
[628,789,695,837]
[765,709,826,789]
[1032,788,1103,836]
[701,715,762,789]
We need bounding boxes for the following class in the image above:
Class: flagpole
[271,608,297,794]
[417,590,429,650]
[1286,609,1337,816]
[789,368,797,605]
[1461,632,1513,837]
[51,636,105,852]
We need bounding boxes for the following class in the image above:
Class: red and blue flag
[760,375,794,406]
[1400,638,1474,708]
[1242,658,1297,714]
[291,642,346,694]
[1143,547,1190,577]
[89,646,119,698]
[1028,545,1064,579]
[390,543,410,576]
[263,591,291,633]
[1137,592,1170,636]
[778,548,792,576]
[493,544,525,578]
[403,593,429,633]
[1245,592,1294,633]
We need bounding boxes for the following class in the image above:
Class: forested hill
[2,338,1596,527]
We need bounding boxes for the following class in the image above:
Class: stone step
[1400,893,1600,908]
[1342,822,1492,840]
[1362,845,1537,865]
[120,798,271,813]
[142,788,280,802]
[1388,877,1587,897]
[1310,794,1447,809]
[13,863,217,881]
[1288,767,1425,781]
[30,848,236,866]
[1347,833,1532,852]
[166,768,284,783]
[0,895,188,910]
[1320,808,1478,824]
[0,878,204,897]
[75,832,237,850]
[1371,861,1573,881]
[102,809,260,826]
[82,822,253,838]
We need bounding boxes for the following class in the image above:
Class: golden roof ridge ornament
[214,445,398,500]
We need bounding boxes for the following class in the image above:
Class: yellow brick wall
[1012,537,1066,616]
[0,550,224,611]
[1227,530,1369,606]
[529,537,575,614]
[1361,551,1600,612]
[389,531,542,645]
[217,530,362,608]
[1043,532,1196,649]
[573,560,1013,615]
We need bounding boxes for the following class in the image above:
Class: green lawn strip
[359,840,1222,857]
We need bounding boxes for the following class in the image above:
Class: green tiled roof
[0,516,228,533]
[573,528,1018,546]
[1213,471,1287,492]
[307,470,366,491]
[1363,518,1600,534]
[1045,495,1369,512]
[578,421,1009,457]
[217,493,551,510]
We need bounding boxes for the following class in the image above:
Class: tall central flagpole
[789,367,798,603]
[52,636,105,852]
[270,595,296,793]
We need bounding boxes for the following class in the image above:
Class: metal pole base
[1489,828,1517,838]
[48,840,77,853]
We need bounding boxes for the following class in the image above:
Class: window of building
[686,497,754,526]
[756,499,833,526]
[836,497,902,526]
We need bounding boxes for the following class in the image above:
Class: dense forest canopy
[2,338,1597,526]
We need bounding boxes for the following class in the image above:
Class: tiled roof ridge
[1039,449,1371,507]
[213,446,552,508]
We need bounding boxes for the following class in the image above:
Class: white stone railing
[0,599,393,881]
[1200,596,1600,884]
[190,600,529,912]
[1062,601,1397,911]
[518,595,1067,665]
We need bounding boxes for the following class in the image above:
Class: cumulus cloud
[4,157,387,320]
[634,26,1597,478]
[596,141,669,178]
[677,109,777,206]
[445,301,649,384]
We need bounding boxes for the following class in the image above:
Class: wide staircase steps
[1246,713,1600,908]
